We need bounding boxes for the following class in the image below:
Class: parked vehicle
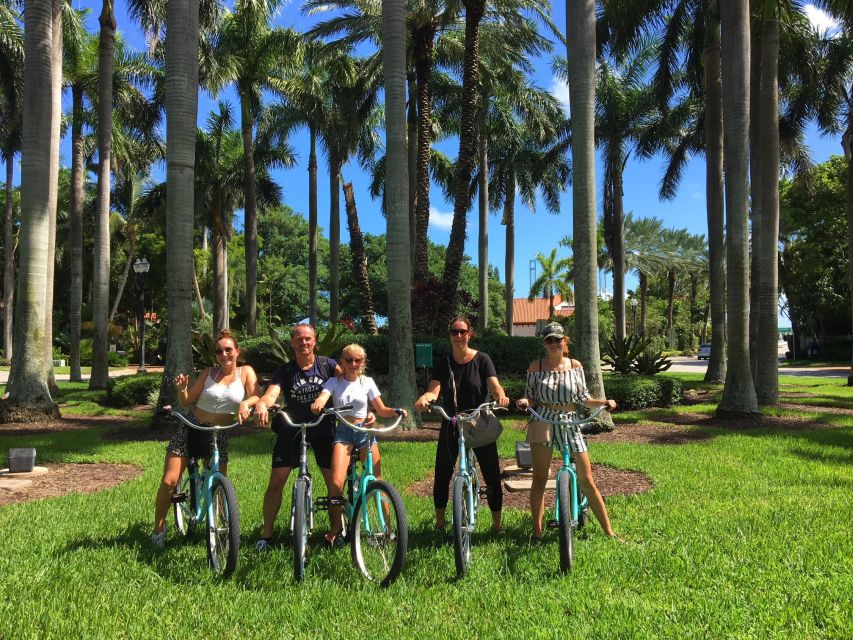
[697,343,711,360]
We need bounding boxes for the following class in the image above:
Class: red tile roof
[513,296,574,325]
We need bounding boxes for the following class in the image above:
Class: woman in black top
[414,317,510,533]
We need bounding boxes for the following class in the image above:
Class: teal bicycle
[274,405,408,586]
[166,408,242,579]
[428,400,504,578]
[525,405,607,572]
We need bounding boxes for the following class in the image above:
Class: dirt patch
[779,403,853,415]
[683,389,716,405]
[0,414,138,437]
[0,463,142,507]
[650,410,837,430]
[588,422,715,445]
[406,460,653,510]
[376,422,441,442]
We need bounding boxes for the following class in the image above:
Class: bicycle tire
[350,480,408,587]
[577,490,590,531]
[557,471,574,572]
[206,475,240,579]
[292,477,310,582]
[452,474,473,578]
[173,467,196,537]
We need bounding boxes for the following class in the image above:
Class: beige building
[511,295,574,337]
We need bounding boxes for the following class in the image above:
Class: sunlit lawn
[0,378,850,638]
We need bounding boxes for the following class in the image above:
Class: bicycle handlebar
[162,406,244,431]
[273,404,354,429]
[427,400,506,424]
[327,407,404,434]
[525,404,608,426]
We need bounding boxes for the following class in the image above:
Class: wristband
[394,408,403,416]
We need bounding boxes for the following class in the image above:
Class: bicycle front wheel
[292,477,310,582]
[557,472,574,572]
[350,480,408,587]
[173,467,196,537]
[452,474,473,578]
[206,476,240,578]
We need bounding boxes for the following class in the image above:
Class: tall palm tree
[3,0,59,418]
[566,0,608,405]
[528,248,572,319]
[211,3,299,335]
[624,214,666,334]
[382,0,418,426]
[158,0,200,411]
[717,0,758,416]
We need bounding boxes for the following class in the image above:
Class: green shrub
[108,351,129,367]
[634,348,673,374]
[603,374,682,410]
[656,376,683,406]
[104,373,162,407]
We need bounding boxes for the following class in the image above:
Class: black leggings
[433,420,503,513]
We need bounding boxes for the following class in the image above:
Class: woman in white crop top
[151,330,261,549]
[515,323,619,544]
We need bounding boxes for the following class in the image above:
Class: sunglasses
[544,337,562,344]
[450,329,469,336]
[214,347,235,355]
[343,357,364,364]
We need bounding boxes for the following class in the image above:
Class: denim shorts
[333,424,371,449]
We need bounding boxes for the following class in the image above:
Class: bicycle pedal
[546,519,559,529]
[478,487,489,497]
[315,496,347,510]
[170,492,187,504]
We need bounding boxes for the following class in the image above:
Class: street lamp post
[133,258,150,373]
[631,298,638,336]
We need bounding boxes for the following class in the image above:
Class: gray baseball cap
[543,322,565,339]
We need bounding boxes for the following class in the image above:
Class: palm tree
[158,0,200,411]
[3,0,60,418]
[381,0,418,426]
[211,2,299,335]
[624,214,666,334]
[717,0,758,416]
[342,182,379,333]
[528,248,572,319]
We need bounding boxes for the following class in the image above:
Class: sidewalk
[0,365,164,385]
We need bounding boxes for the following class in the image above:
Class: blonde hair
[341,343,367,371]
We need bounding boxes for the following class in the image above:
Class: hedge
[104,373,162,407]
[603,374,683,410]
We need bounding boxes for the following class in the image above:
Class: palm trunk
[703,19,726,383]
[717,0,759,416]
[212,198,228,334]
[439,0,486,330]
[612,167,626,341]
[109,182,137,323]
[343,182,378,334]
[69,85,84,381]
[158,0,199,414]
[566,0,609,420]
[240,88,258,335]
[748,23,762,376]
[412,22,436,285]
[666,270,676,347]
[381,0,418,427]
[3,0,59,418]
[845,115,853,386]
[3,149,15,364]
[407,72,418,278]
[639,270,648,334]
[503,171,515,335]
[329,150,342,325]
[89,0,115,390]
[192,262,205,315]
[477,124,488,332]
[308,125,318,325]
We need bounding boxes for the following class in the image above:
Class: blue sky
[43,2,845,324]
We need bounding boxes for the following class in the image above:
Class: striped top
[525,362,590,423]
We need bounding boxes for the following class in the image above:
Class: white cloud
[804,4,839,35]
[549,76,571,115]
[429,206,454,231]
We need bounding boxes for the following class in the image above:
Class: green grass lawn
[0,379,851,638]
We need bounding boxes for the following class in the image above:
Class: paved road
[0,366,165,385]
[667,355,848,378]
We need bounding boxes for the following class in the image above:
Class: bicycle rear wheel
[452,474,473,578]
[557,472,574,572]
[350,480,408,587]
[292,477,310,582]
[206,475,240,578]
[173,466,196,537]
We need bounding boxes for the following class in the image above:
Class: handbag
[448,356,503,448]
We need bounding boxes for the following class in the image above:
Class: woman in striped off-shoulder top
[515,322,619,544]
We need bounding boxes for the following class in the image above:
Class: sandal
[324,531,346,547]
[529,535,544,546]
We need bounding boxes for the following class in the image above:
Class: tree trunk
[412,22,436,285]
[157,0,199,416]
[329,151,341,325]
[89,0,116,390]
[703,21,727,383]
[439,0,486,330]
[503,171,515,336]
[212,199,228,335]
[407,72,418,279]
[381,0,418,427]
[845,115,853,386]
[308,125,318,325]
[754,17,780,406]
[748,22,762,377]
[240,88,258,335]
[612,167,626,341]
[477,125,488,332]
[109,181,137,323]
[69,85,84,381]
[343,182,378,334]
[3,0,59,419]
[3,150,15,364]
[565,0,609,427]
[666,270,676,347]
[717,0,759,417]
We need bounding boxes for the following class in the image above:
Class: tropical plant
[601,333,651,374]
[528,248,573,319]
